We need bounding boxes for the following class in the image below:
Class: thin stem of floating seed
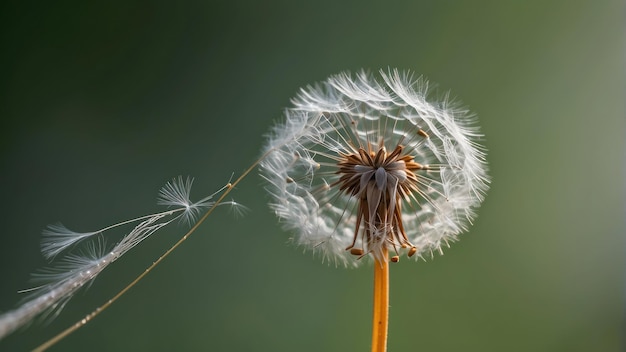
[33,152,269,352]
[371,247,389,352]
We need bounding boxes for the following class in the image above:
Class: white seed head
[260,69,490,266]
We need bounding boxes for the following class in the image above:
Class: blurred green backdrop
[0,1,623,351]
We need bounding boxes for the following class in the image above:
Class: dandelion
[260,69,490,351]
[1,68,489,351]
[0,176,236,342]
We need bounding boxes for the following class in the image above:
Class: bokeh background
[0,1,623,351]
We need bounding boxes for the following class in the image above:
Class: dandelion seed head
[260,69,490,266]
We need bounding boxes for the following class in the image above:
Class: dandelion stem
[33,152,270,351]
[371,247,389,352]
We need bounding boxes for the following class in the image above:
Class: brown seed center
[333,144,424,260]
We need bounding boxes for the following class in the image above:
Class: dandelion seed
[157,176,220,226]
[260,69,490,351]
[224,199,249,219]
[40,224,100,261]
[0,177,233,341]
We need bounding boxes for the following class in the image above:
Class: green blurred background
[0,1,623,351]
